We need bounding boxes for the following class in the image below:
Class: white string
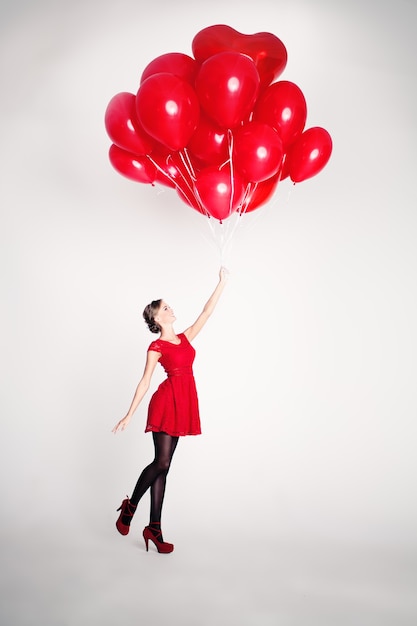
[180,148,197,180]
[149,149,291,266]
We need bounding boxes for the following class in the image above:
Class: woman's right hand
[219,266,229,283]
[112,415,131,434]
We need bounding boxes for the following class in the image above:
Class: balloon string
[239,159,285,233]
[151,153,227,261]
[148,150,245,265]
[202,210,222,257]
[166,153,197,200]
[177,149,221,249]
[219,183,252,260]
[227,130,235,221]
[218,129,234,259]
[179,148,197,181]
[175,150,218,228]
[239,183,255,217]
[147,154,177,187]
[237,165,286,240]
[147,153,200,214]
[178,150,225,257]
[224,126,254,259]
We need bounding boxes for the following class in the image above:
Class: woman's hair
[143,299,162,334]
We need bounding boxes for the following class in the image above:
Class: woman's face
[155,300,176,326]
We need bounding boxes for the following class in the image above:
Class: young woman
[112,267,228,553]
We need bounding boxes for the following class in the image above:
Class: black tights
[129,432,179,526]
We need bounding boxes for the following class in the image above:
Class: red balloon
[150,152,176,188]
[136,73,200,151]
[192,24,287,87]
[105,92,154,155]
[195,51,260,129]
[153,170,175,188]
[287,127,333,183]
[280,154,290,181]
[150,145,194,189]
[194,165,246,221]
[241,173,280,213]
[176,187,205,214]
[233,121,283,183]
[253,81,307,149]
[140,52,199,85]
[187,113,229,165]
[108,144,157,184]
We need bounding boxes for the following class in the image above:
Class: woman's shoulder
[179,332,191,344]
[147,338,163,353]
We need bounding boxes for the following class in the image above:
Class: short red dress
[145,333,201,437]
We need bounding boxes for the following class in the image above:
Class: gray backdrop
[1,0,416,624]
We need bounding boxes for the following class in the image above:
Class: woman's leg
[117,432,178,529]
[119,432,178,525]
[150,435,179,525]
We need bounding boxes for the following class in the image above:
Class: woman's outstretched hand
[112,415,131,434]
[219,266,229,282]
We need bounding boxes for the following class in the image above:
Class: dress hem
[145,426,201,437]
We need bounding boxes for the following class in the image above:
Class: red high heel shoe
[116,497,137,535]
[143,523,174,553]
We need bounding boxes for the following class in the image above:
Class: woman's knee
[155,457,171,473]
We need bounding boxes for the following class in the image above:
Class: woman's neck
[159,324,177,341]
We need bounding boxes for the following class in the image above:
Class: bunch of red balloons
[105,24,333,222]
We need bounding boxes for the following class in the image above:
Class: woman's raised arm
[183,267,228,342]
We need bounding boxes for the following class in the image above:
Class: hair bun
[143,300,162,334]
[147,321,161,334]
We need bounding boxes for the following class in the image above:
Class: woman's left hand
[112,414,131,434]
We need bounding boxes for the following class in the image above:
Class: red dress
[145,333,201,436]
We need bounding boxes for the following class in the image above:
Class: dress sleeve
[148,340,162,353]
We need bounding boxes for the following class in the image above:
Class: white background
[1,0,417,624]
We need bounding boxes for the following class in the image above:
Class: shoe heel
[143,525,174,553]
[115,497,136,536]
[143,528,150,551]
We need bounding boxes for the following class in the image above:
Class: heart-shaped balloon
[192,24,287,87]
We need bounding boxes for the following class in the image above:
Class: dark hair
[143,299,162,334]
